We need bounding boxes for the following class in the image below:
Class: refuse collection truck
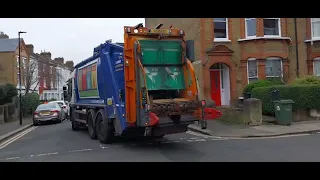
[65,23,222,144]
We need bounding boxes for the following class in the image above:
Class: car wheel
[33,120,39,126]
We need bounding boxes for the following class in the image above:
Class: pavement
[0,117,33,143]
[2,120,320,161]
[188,120,320,138]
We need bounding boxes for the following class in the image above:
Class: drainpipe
[294,18,300,78]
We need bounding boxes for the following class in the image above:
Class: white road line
[186,131,223,139]
[227,133,311,140]
[69,149,92,153]
[33,152,59,157]
[5,157,20,160]
[0,126,38,150]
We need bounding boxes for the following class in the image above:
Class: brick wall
[145,18,320,105]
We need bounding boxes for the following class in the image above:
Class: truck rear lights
[201,100,206,107]
[148,112,159,126]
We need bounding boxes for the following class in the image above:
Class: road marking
[186,131,213,138]
[100,145,108,149]
[0,126,38,150]
[186,130,226,140]
[5,157,20,160]
[226,133,311,140]
[35,153,47,157]
[69,148,92,153]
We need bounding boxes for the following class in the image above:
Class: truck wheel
[87,109,97,140]
[71,109,79,131]
[95,109,115,144]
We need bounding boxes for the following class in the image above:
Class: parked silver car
[33,103,66,126]
[48,101,69,116]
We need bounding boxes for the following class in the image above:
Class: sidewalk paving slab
[0,117,33,143]
[188,120,320,138]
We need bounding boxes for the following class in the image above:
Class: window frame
[311,18,320,40]
[43,77,47,87]
[245,18,257,38]
[265,57,283,79]
[213,18,229,41]
[263,18,281,37]
[23,57,26,69]
[313,57,320,76]
[16,56,19,68]
[247,58,258,84]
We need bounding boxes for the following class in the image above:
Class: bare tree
[23,58,39,94]
[23,59,64,95]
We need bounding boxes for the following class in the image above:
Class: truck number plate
[149,29,170,34]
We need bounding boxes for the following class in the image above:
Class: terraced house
[145,18,320,106]
[0,32,29,93]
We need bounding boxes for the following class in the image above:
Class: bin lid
[279,99,294,104]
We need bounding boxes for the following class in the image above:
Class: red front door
[210,71,221,106]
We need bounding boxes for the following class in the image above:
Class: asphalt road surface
[1,120,320,162]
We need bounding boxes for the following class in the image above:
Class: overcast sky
[0,18,145,64]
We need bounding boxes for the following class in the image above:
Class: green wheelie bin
[273,100,294,125]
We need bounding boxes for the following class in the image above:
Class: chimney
[0,31,9,39]
[26,44,34,55]
[65,61,74,70]
[54,57,64,64]
[40,51,52,60]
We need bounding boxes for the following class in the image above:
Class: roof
[0,38,24,52]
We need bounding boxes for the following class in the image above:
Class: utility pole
[18,31,26,125]
[57,68,60,100]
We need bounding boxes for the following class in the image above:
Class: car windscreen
[36,103,56,110]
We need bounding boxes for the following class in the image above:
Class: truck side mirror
[186,40,195,62]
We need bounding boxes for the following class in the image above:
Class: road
[1,120,320,162]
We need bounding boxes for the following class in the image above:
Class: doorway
[210,63,231,106]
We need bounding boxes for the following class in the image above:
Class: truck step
[75,118,86,124]
[75,110,87,115]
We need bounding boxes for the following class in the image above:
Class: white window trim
[263,18,281,38]
[23,58,26,69]
[265,57,283,78]
[245,18,256,38]
[313,57,320,76]
[16,56,19,67]
[214,18,229,42]
[43,78,47,88]
[311,18,320,40]
[247,58,258,84]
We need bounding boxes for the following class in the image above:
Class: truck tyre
[87,109,97,140]
[95,109,115,144]
[70,108,79,131]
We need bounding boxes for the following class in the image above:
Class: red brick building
[145,18,320,106]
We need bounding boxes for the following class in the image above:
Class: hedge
[21,93,40,116]
[243,79,284,93]
[251,85,320,115]
[0,83,18,105]
[291,76,320,85]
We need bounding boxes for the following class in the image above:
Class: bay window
[245,18,256,38]
[265,57,283,81]
[311,18,320,40]
[247,58,258,83]
[263,18,281,37]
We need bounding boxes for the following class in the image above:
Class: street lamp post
[18,31,26,125]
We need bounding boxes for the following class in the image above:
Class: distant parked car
[48,101,69,116]
[33,103,66,126]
